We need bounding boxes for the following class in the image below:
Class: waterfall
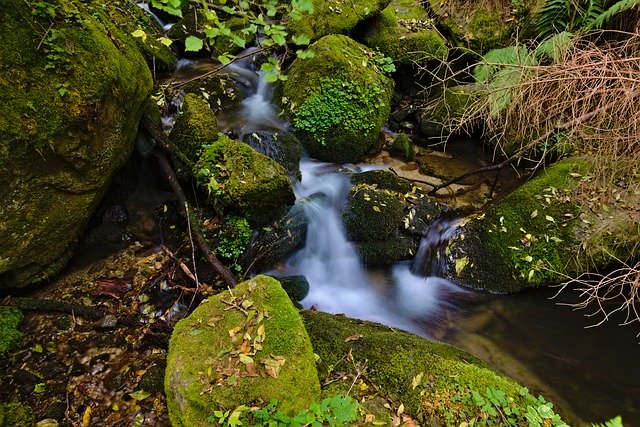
[410,217,461,277]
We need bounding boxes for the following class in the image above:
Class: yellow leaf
[455,257,469,276]
[82,407,91,427]
[372,206,381,212]
[411,372,424,390]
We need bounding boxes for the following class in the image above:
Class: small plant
[30,1,57,18]
[214,216,253,272]
[206,395,360,427]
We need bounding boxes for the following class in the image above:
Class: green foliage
[30,1,57,18]
[293,78,384,146]
[429,383,568,427]
[592,416,624,427]
[215,216,253,272]
[206,395,360,427]
[372,52,396,74]
[536,0,640,38]
[0,307,24,355]
[534,31,575,62]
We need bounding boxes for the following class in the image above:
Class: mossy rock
[344,186,405,241]
[286,0,391,41]
[165,276,321,426]
[350,170,414,194]
[417,84,485,138]
[302,310,561,424]
[0,0,154,288]
[168,93,220,177]
[0,402,35,427]
[279,35,394,163]
[182,72,246,115]
[357,234,418,266]
[194,136,295,227]
[444,158,640,293]
[269,275,310,303]
[358,0,448,65]
[0,307,23,355]
[241,131,303,180]
[389,132,414,161]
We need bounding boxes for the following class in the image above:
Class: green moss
[357,234,418,265]
[302,310,557,424]
[280,35,394,163]
[350,170,414,194]
[344,185,405,241]
[0,402,35,427]
[359,0,448,65]
[194,136,295,226]
[286,0,391,41]
[0,0,153,288]
[450,160,589,293]
[165,276,321,426]
[390,132,415,161]
[418,84,484,138]
[169,93,220,176]
[0,307,23,355]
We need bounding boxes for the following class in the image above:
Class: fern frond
[474,46,535,83]
[537,0,573,38]
[591,415,624,427]
[534,31,575,63]
[586,0,640,29]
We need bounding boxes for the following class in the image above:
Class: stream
[180,51,639,425]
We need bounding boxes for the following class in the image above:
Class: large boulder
[286,0,391,41]
[426,0,545,54]
[194,136,295,227]
[165,276,321,426]
[279,35,395,163]
[358,0,448,66]
[0,0,155,288]
[303,310,567,425]
[441,159,640,293]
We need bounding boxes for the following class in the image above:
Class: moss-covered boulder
[417,84,484,138]
[443,158,640,293]
[194,136,295,227]
[359,0,448,65]
[286,0,391,41]
[343,170,447,265]
[426,0,540,54]
[242,131,303,180]
[0,307,23,356]
[0,402,35,427]
[279,35,395,163]
[0,0,154,288]
[165,276,321,426]
[182,72,246,115]
[303,310,566,425]
[389,132,414,161]
[168,93,219,176]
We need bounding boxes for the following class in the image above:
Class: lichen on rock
[165,275,321,426]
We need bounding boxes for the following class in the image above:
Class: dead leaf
[344,334,362,342]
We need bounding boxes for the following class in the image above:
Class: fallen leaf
[344,334,362,342]
[411,372,424,390]
[455,257,469,276]
[82,407,91,427]
[129,390,151,401]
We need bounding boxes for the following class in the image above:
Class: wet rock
[241,202,309,273]
[40,360,68,380]
[344,187,405,241]
[94,315,119,331]
[270,275,310,302]
[242,131,303,180]
[389,132,414,162]
[138,362,167,394]
[194,136,295,227]
[278,35,394,163]
[12,369,39,396]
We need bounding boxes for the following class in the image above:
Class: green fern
[585,0,640,29]
[534,31,575,63]
[591,415,623,427]
[537,0,573,38]
[474,46,534,83]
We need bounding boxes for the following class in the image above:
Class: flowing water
[158,54,640,425]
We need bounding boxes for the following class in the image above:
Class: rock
[139,362,167,394]
[286,0,391,41]
[417,84,485,139]
[302,310,563,424]
[241,201,310,273]
[269,275,310,302]
[426,0,543,54]
[168,93,220,177]
[443,158,640,293]
[389,132,414,161]
[182,72,246,115]
[279,35,395,163]
[0,307,23,356]
[343,171,447,265]
[0,0,154,288]
[194,136,295,227]
[165,276,321,426]
[241,131,303,180]
[358,0,448,65]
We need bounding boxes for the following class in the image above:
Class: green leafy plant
[592,416,624,427]
[214,216,253,272]
[536,0,640,38]
[30,1,57,18]
[206,395,360,427]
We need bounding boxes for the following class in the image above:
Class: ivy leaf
[185,36,204,52]
[131,29,147,42]
[157,37,173,46]
[292,34,311,45]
